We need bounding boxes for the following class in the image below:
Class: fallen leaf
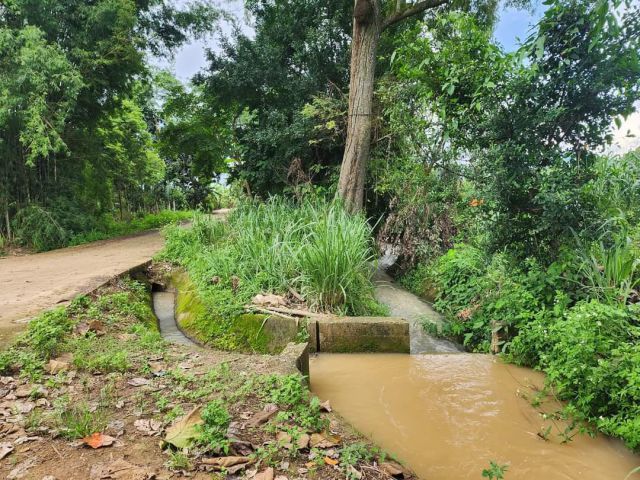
[164,406,202,449]
[275,476,289,480]
[380,461,405,478]
[75,322,90,336]
[254,467,274,480]
[127,378,151,387]
[88,320,106,334]
[324,456,339,466]
[319,400,332,412]
[276,431,292,449]
[7,458,36,480]
[309,432,341,449]
[82,432,116,449]
[13,436,41,445]
[252,293,286,307]
[296,433,310,450]
[134,419,162,436]
[0,442,14,460]
[248,404,279,427]
[201,456,252,469]
[91,459,155,480]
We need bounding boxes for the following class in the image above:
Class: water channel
[310,271,640,480]
[153,273,640,479]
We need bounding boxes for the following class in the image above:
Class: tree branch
[382,0,450,30]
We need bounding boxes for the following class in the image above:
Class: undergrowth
[0,278,164,380]
[160,197,385,351]
[11,206,193,252]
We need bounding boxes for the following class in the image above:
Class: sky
[153,0,638,154]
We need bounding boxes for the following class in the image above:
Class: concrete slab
[309,316,410,353]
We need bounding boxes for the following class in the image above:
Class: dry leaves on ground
[82,433,116,449]
[163,406,202,449]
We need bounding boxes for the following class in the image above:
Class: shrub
[12,205,69,251]
[298,202,376,313]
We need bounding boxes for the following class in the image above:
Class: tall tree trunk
[337,0,380,214]
[337,0,449,213]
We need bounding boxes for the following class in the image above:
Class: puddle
[311,353,640,480]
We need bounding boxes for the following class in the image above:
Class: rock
[106,420,125,437]
[319,399,332,412]
[46,354,73,374]
[15,385,32,398]
[127,377,151,387]
[254,467,274,480]
[0,442,14,460]
[380,461,405,478]
[134,419,162,436]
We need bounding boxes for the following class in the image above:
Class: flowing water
[311,353,640,480]
[152,290,196,346]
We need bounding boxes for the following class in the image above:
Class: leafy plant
[197,400,231,453]
[482,461,509,479]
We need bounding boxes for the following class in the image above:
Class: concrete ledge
[308,316,409,354]
[280,342,310,380]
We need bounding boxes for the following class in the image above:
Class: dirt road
[0,230,164,347]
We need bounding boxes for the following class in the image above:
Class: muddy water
[311,353,640,480]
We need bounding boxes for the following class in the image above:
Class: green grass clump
[161,197,383,328]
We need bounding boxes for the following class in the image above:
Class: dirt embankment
[0,231,164,347]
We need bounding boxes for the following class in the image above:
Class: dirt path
[0,230,164,347]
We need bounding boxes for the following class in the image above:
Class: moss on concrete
[171,270,299,354]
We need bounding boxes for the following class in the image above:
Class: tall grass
[162,197,382,316]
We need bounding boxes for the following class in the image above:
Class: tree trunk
[337,0,381,214]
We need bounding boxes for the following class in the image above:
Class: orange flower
[469,198,484,207]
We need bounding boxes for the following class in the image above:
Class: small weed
[24,409,43,432]
[57,401,109,439]
[197,400,231,453]
[482,461,509,479]
[165,450,193,471]
[164,405,185,423]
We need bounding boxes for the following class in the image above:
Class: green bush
[12,205,69,251]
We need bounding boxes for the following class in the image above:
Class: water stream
[311,272,640,480]
[152,290,196,346]
[311,353,640,480]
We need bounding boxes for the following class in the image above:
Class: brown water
[311,353,640,480]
